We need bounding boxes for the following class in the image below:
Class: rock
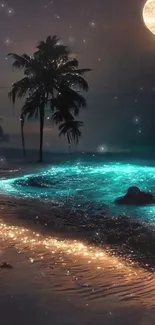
[15,176,54,188]
[115,186,155,206]
[0,262,13,269]
[127,186,141,195]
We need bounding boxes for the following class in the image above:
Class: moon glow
[143,0,155,35]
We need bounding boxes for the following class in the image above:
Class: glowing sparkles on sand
[143,0,155,35]
[0,220,140,279]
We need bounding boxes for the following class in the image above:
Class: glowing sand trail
[0,219,141,279]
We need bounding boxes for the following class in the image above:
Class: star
[133,116,140,124]
[89,20,96,28]
[55,14,60,19]
[7,8,15,16]
[5,38,11,45]
[98,145,108,153]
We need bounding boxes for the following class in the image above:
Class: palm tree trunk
[39,103,45,163]
[21,119,26,158]
[67,132,72,155]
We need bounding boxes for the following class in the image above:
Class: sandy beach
[1,247,151,325]
[0,233,155,325]
[0,207,155,325]
[0,163,155,324]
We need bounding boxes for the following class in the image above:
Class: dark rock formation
[115,186,155,206]
[15,176,55,188]
[0,262,13,269]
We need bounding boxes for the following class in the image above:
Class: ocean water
[0,154,155,221]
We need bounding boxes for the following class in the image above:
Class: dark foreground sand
[0,222,155,325]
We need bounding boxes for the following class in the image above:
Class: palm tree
[8,35,90,162]
[51,87,86,154]
[59,120,83,154]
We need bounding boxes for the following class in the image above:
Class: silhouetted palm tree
[52,86,86,122]
[59,120,83,154]
[51,87,86,153]
[8,35,90,162]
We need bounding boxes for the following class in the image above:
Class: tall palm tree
[8,35,90,162]
[59,120,83,154]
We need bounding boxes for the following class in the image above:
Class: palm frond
[52,86,86,117]
[64,74,89,91]
[8,53,32,70]
[58,59,79,71]
[37,35,59,50]
[9,77,31,104]
[21,95,40,120]
[52,110,73,125]
[59,120,83,144]
[74,68,91,75]
[35,35,70,62]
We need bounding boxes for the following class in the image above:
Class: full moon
[143,0,155,35]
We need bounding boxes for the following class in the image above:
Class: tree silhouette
[8,35,90,161]
[59,120,83,154]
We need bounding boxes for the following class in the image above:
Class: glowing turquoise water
[1,158,155,221]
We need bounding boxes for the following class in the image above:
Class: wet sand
[0,248,152,325]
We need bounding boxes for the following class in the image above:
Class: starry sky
[0,0,155,152]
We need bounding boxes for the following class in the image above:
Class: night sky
[0,0,155,152]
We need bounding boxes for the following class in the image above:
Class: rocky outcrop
[115,186,155,206]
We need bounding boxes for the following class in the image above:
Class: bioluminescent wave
[0,159,155,220]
